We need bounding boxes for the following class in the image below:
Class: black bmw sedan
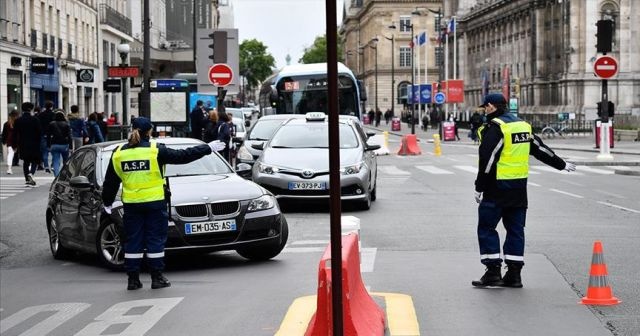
[46,137,288,270]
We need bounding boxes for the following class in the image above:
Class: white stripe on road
[360,248,377,273]
[576,166,615,175]
[549,188,584,199]
[291,240,330,245]
[560,179,585,187]
[528,182,541,187]
[594,189,625,199]
[416,165,454,174]
[282,247,326,253]
[597,201,640,214]
[0,176,55,181]
[531,166,584,175]
[378,165,411,175]
[454,165,478,174]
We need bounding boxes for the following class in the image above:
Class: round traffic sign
[593,56,618,79]
[208,63,234,86]
[434,92,446,105]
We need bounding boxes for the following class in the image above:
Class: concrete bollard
[433,134,442,156]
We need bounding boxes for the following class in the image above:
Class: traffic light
[208,31,228,63]
[597,101,614,122]
[596,20,613,53]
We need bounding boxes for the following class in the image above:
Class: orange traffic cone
[580,241,621,306]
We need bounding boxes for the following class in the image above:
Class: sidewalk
[365,122,640,174]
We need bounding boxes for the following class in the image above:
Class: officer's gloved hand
[474,191,483,204]
[208,140,226,152]
[563,162,576,172]
[103,205,112,214]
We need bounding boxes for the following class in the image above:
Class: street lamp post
[383,25,396,114]
[369,38,379,113]
[117,42,130,126]
[401,20,416,134]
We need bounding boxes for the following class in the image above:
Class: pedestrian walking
[107,113,119,126]
[202,109,219,143]
[190,100,207,140]
[87,112,105,144]
[375,108,382,127]
[216,108,232,162]
[47,110,73,177]
[472,93,576,288]
[37,100,55,173]
[384,109,391,125]
[68,105,87,151]
[101,117,225,290]
[2,110,19,174]
[12,102,42,186]
[367,109,375,125]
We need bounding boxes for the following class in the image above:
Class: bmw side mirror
[245,120,251,127]
[251,142,264,150]
[70,176,93,190]
[366,144,381,151]
[236,163,253,179]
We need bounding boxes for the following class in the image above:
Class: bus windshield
[275,74,358,116]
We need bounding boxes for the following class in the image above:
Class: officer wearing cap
[472,93,576,288]
[102,117,226,290]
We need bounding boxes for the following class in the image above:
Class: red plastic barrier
[397,134,422,156]
[305,233,385,336]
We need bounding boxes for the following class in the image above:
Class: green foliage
[299,34,344,64]
[239,39,276,89]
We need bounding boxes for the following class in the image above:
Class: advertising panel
[447,80,464,103]
[420,84,432,104]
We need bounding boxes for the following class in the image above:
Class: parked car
[46,138,288,270]
[251,112,380,210]
[227,107,250,127]
[235,114,304,179]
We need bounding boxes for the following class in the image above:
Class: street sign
[208,63,234,87]
[593,56,618,79]
[104,79,121,92]
[108,66,140,78]
[77,69,94,83]
[434,92,446,105]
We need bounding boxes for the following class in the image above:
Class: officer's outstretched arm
[530,134,566,170]
[157,143,212,165]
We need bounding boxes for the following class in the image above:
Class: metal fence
[99,4,131,36]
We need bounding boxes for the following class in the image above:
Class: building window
[397,81,411,104]
[399,16,411,33]
[399,47,411,67]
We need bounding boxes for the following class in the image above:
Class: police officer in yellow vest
[472,94,576,288]
[102,117,226,290]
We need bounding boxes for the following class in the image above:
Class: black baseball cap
[479,93,507,107]
[132,117,153,133]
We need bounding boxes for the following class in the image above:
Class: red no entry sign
[208,63,233,86]
[593,56,618,79]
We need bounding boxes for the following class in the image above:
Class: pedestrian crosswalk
[376,164,622,178]
[0,176,55,200]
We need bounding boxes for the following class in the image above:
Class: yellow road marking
[275,292,420,336]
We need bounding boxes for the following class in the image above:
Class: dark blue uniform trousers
[123,200,168,273]
[477,201,526,266]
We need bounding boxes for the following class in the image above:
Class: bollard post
[383,131,389,151]
[433,134,442,156]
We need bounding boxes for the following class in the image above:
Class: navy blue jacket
[101,138,212,207]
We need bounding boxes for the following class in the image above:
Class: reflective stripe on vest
[492,118,532,180]
[112,141,165,203]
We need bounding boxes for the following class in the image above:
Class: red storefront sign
[447,79,465,103]
[108,66,140,78]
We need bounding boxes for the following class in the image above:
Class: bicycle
[541,122,568,138]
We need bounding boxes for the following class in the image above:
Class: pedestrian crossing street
[0,176,55,200]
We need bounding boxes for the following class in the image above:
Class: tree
[299,34,344,64]
[239,39,276,90]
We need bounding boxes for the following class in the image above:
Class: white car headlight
[247,195,276,212]
[340,162,364,175]
[258,163,280,174]
[237,145,253,161]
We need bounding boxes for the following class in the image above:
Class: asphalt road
[0,139,638,335]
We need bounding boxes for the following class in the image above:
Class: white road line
[594,189,625,199]
[446,157,460,162]
[291,240,330,245]
[597,201,640,214]
[416,165,454,174]
[0,197,7,200]
[360,248,377,273]
[528,182,541,187]
[531,166,584,175]
[453,165,478,174]
[282,247,326,253]
[0,193,18,197]
[560,179,585,187]
[576,166,615,175]
[0,176,55,181]
[378,165,411,175]
[549,188,584,199]
[466,154,477,158]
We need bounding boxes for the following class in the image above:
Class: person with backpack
[2,110,19,174]
[87,112,105,144]
[47,110,73,176]
[68,105,87,151]
[37,100,55,173]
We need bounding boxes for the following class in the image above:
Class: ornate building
[455,0,640,121]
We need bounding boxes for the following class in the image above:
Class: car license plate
[288,182,325,190]
[185,220,236,235]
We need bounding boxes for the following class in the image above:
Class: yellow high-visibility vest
[492,118,532,180]
[112,141,165,203]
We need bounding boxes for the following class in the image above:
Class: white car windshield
[269,123,358,149]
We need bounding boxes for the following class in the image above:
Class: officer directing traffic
[472,94,576,288]
[102,117,226,290]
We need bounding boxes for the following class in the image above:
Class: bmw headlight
[237,146,253,161]
[258,163,280,174]
[340,162,364,175]
[247,195,276,212]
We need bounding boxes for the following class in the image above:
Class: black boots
[151,271,171,289]
[502,263,523,288]
[127,272,143,290]
[472,265,503,287]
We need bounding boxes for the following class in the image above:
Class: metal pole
[142,0,151,118]
[192,0,198,72]
[121,54,128,126]
[374,46,378,113]
[391,35,395,113]
[411,24,415,135]
[325,1,343,335]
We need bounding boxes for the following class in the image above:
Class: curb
[614,168,640,176]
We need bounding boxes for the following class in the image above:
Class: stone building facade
[455,0,640,121]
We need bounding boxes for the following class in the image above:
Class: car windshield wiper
[270,145,293,148]
[249,137,269,141]
[165,173,207,178]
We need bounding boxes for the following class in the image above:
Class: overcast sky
[233,0,344,69]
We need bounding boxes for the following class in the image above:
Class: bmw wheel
[48,216,72,260]
[96,222,125,270]
[370,183,377,202]
[237,216,289,261]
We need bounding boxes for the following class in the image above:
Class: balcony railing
[99,4,131,36]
